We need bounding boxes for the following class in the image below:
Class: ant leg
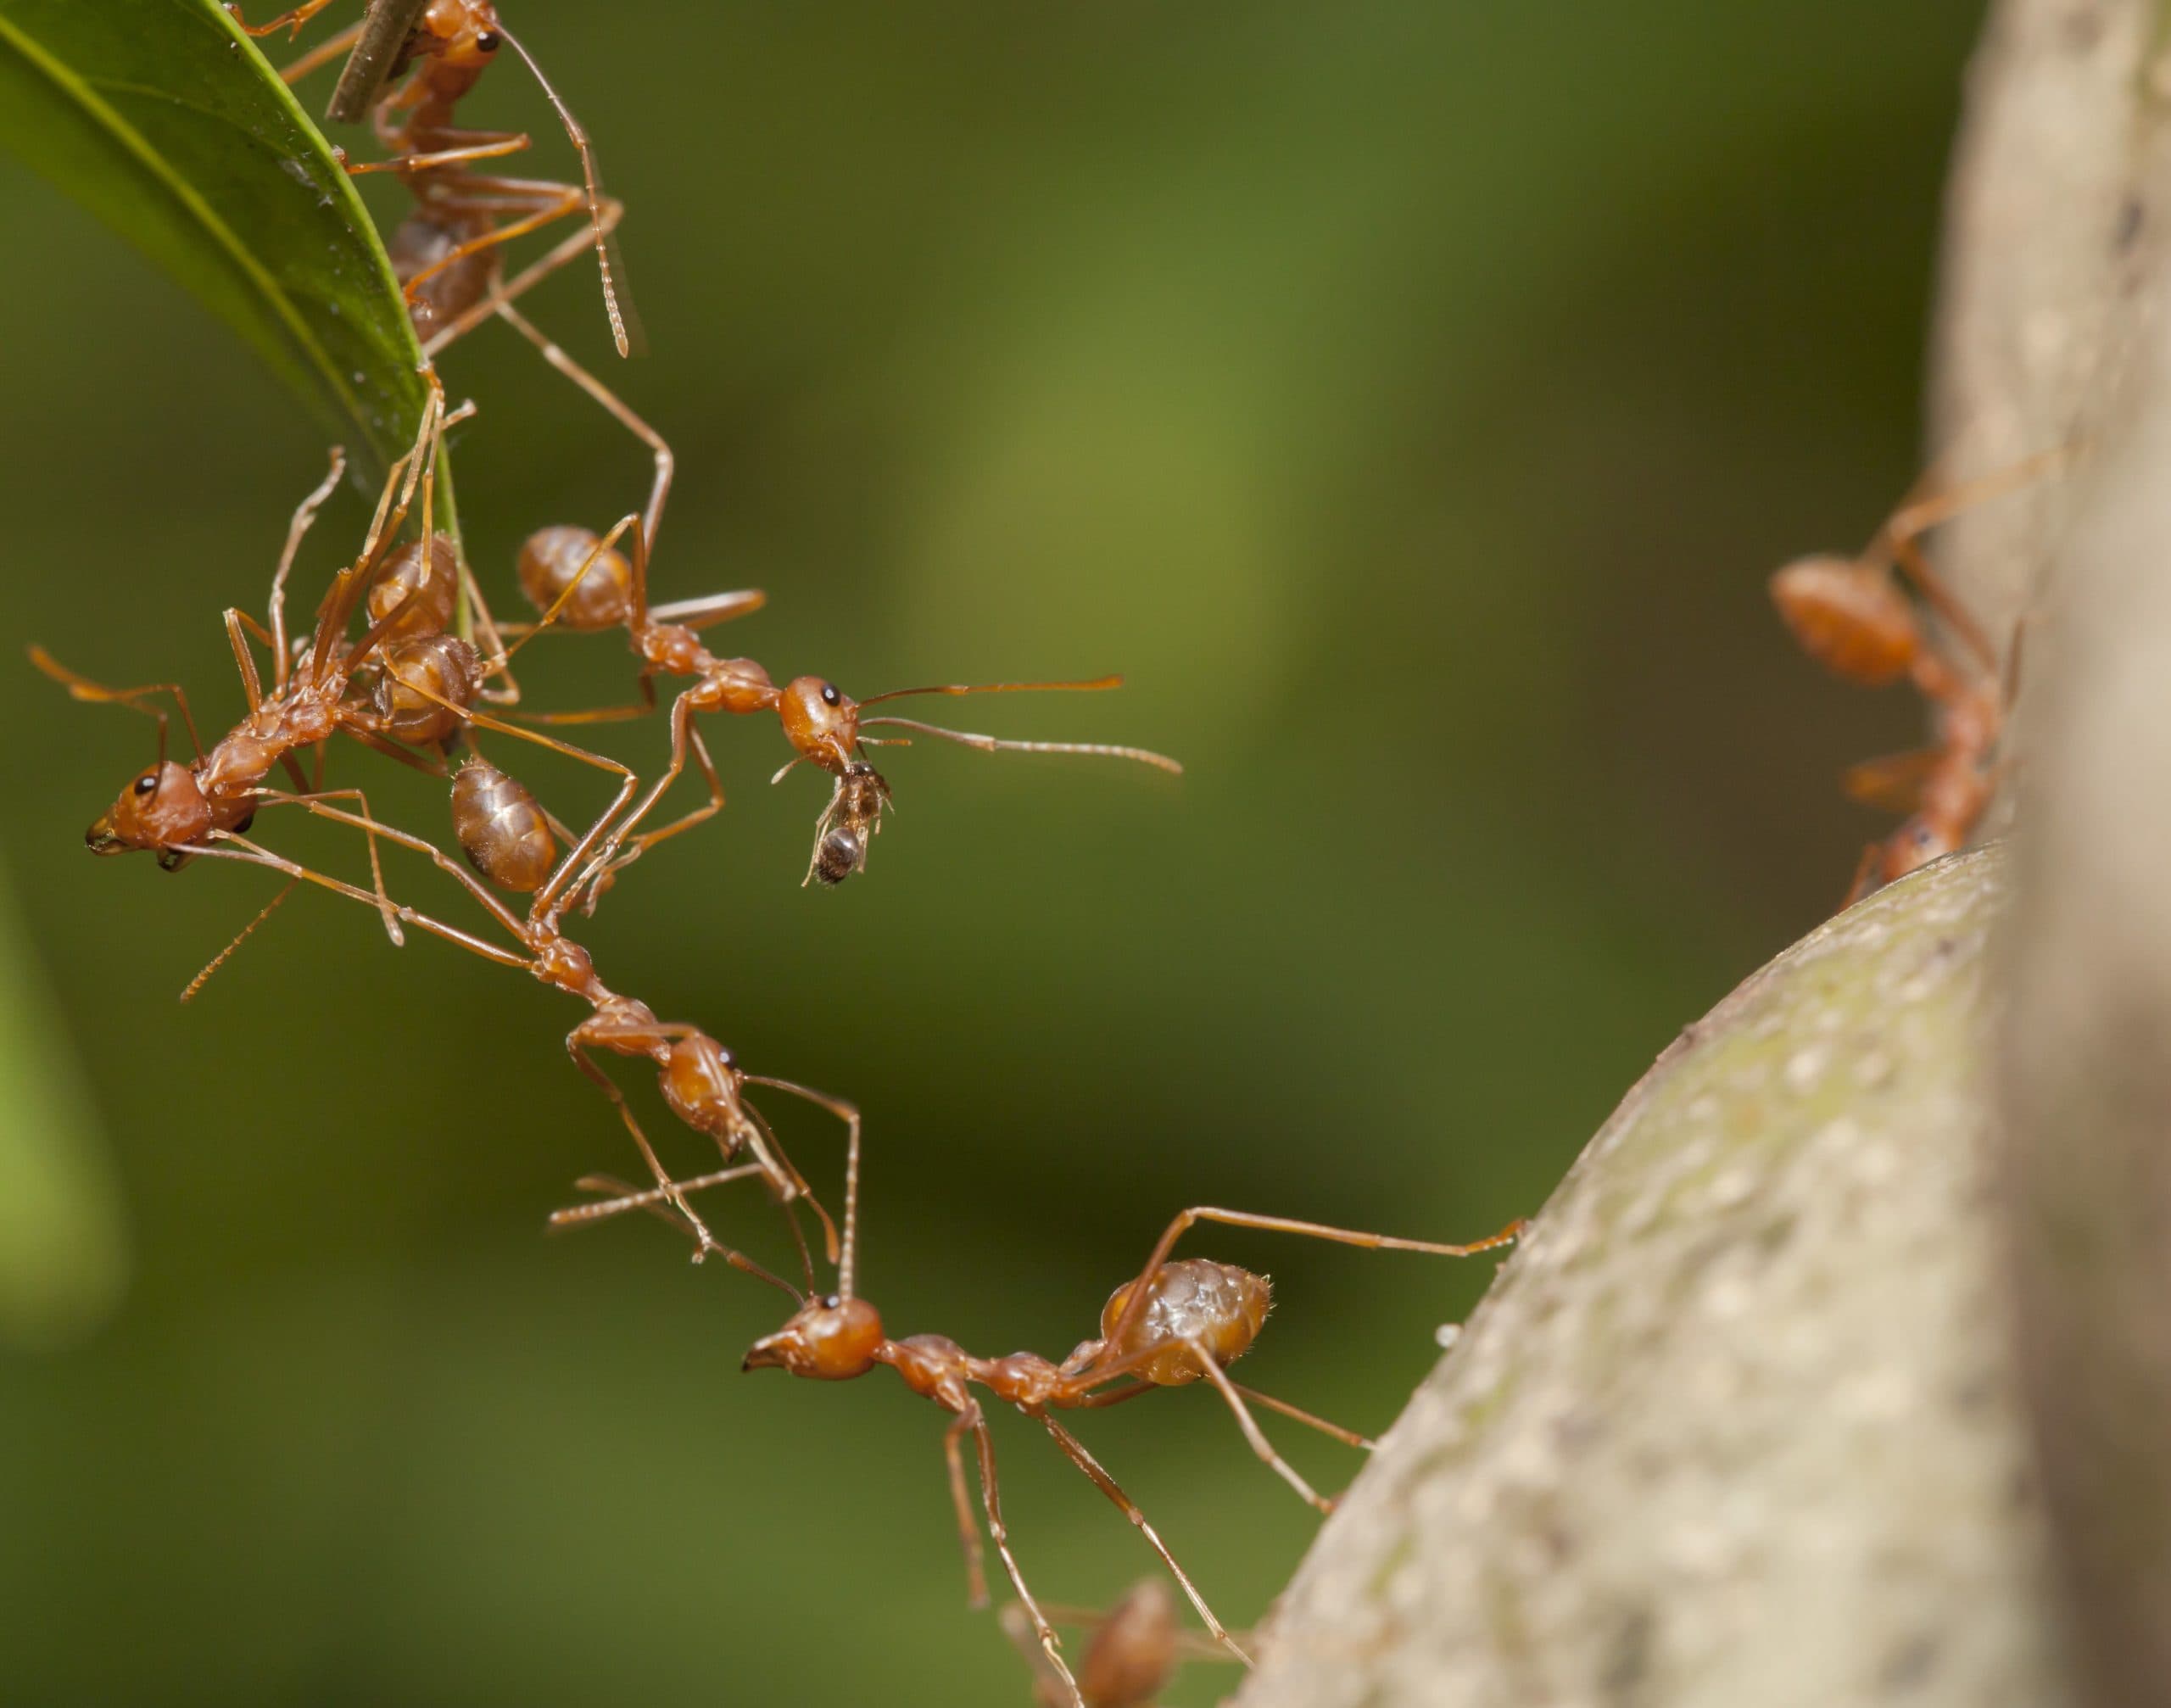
[252,788,413,946]
[270,449,349,689]
[494,512,645,655]
[394,177,586,310]
[314,382,445,678]
[1180,1337,1332,1513]
[26,648,205,763]
[421,198,624,359]
[1887,536,1998,679]
[578,723,723,913]
[276,18,363,81]
[968,1409,1082,1706]
[346,132,532,180]
[258,796,531,946]
[225,0,340,39]
[1844,843,1884,907]
[1038,1415,1250,1666]
[573,697,720,911]
[223,610,265,712]
[180,877,300,1002]
[1097,1208,1525,1377]
[744,1074,860,1287]
[191,836,531,976]
[492,300,673,556]
[942,1410,991,1609]
[547,1164,769,1229]
[562,1043,799,1300]
[343,725,451,780]
[997,1605,1081,1708]
[1230,1382,1373,1450]
[357,668,641,925]
[1073,1369,1372,1451]
[738,1098,838,1278]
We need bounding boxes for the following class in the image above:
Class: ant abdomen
[452,756,556,891]
[518,525,633,631]
[812,826,865,887]
[366,531,461,642]
[388,210,499,337]
[1768,555,1918,685]
[1098,1259,1271,1386]
[374,634,483,745]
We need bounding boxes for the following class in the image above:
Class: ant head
[779,677,859,773]
[663,1034,743,1114]
[425,0,505,70]
[1883,816,1951,885]
[89,761,210,857]
[742,1294,885,1380]
[1768,555,1918,687]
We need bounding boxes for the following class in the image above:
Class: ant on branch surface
[1769,446,2070,904]
[559,1145,1523,1707]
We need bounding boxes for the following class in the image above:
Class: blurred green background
[0,2,1986,1702]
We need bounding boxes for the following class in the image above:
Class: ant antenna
[498,28,633,358]
[855,674,1124,708]
[852,677,1182,774]
[858,717,1183,773]
[180,877,300,1002]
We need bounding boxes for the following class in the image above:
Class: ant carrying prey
[501,512,1180,896]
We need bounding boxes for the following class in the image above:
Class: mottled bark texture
[1237,2,2171,1703]
[1232,851,2073,1708]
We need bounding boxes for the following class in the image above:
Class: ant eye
[820,684,841,707]
[133,772,160,796]
[475,29,499,50]
[820,1294,840,1309]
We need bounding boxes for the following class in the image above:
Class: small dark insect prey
[807,762,890,887]
[1769,447,2069,904]
[561,1153,1523,1708]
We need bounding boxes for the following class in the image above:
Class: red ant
[230,0,628,356]
[1768,449,2066,902]
[28,381,475,948]
[560,1156,1521,1705]
[198,745,860,1294]
[235,3,675,578]
[1002,1580,1236,1708]
[499,514,1180,896]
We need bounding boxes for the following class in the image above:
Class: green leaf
[0,0,440,483]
